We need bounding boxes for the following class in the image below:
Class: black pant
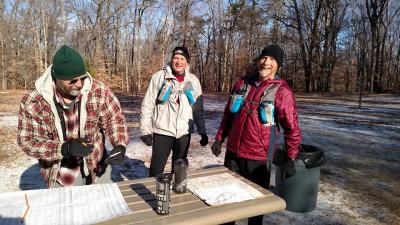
[222,150,270,225]
[149,133,191,177]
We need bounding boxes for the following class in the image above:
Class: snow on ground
[0,92,399,225]
[0,114,18,127]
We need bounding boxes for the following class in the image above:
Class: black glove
[211,140,222,157]
[141,134,153,146]
[283,158,296,178]
[272,145,287,166]
[200,134,208,146]
[61,138,94,157]
[104,145,126,165]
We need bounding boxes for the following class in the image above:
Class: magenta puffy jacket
[215,75,301,161]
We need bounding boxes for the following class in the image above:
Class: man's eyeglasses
[69,76,88,85]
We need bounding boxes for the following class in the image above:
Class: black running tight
[149,133,191,177]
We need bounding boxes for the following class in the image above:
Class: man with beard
[211,44,301,225]
[17,45,129,188]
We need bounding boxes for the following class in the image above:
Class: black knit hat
[256,44,284,68]
[172,46,190,62]
[52,45,86,80]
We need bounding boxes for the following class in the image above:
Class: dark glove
[211,140,222,157]
[200,134,208,146]
[104,145,126,165]
[61,138,94,157]
[273,145,287,166]
[141,134,153,146]
[283,158,296,178]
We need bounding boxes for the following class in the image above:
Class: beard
[258,65,277,81]
[69,89,80,97]
[259,70,269,78]
[258,69,274,81]
[57,86,81,100]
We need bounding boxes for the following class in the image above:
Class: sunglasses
[68,76,88,85]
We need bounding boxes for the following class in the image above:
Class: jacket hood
[34,65,94,142]
[35,65,93,104]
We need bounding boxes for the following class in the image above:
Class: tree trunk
[41,1,48,68]
[60,0,65,44]
[136,25,142,95]
[358,52,366,108]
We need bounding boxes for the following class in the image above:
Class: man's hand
[200,134,208,146]
[211,140,222,157]
[141,134,153,146]
[61,138,93,157]
[104,145,126,165]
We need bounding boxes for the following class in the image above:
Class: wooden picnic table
[96,166,286,225]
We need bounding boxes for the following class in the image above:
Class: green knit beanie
[52,45,86,80]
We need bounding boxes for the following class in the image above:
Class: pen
[21,193,30,223]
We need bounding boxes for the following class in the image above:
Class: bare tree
[0,0,398,94]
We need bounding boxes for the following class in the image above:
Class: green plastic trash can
[275,144,326,212]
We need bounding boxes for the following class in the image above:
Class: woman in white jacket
[140,47,208,176]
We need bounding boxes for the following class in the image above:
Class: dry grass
[0,90,25,113]
[0,91,25,164]
[0,127,20,164]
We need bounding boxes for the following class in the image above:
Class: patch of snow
[0,114,18,127]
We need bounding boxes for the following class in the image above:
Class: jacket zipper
[237,83,259,157]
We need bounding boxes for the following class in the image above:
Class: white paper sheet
[0,183,131,225]
[187,173,263,206]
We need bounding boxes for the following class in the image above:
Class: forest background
[0,0,399,101]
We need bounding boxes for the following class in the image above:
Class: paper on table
[187,173,263,206]
[0,183,131,225]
